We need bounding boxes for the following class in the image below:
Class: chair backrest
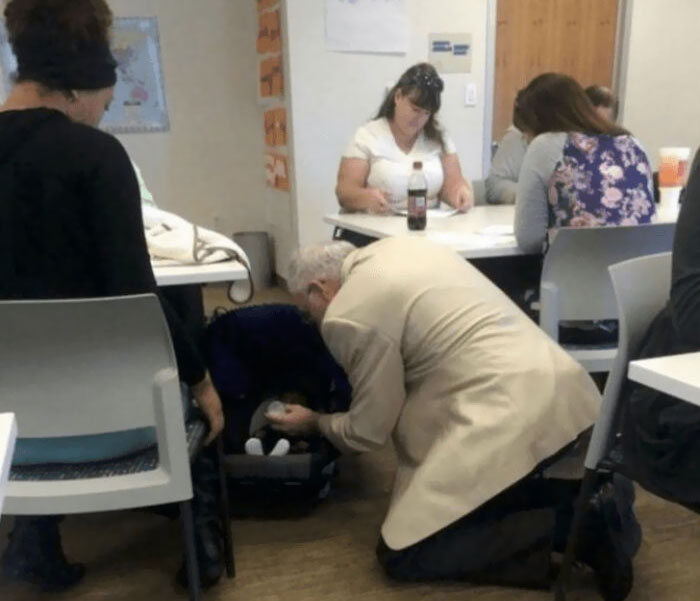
[539,223,675,337]
[0,295,177,438]
[584,252,672,467]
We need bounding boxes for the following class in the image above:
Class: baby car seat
[204,304,352,513]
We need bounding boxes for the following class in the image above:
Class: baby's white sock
[269,438,291,457]
[244,437,264,456]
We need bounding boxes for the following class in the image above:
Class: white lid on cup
[660,147,691,160]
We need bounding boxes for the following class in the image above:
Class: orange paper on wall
[264,107,287,146]
[257,11,269,53]
[259,55,284,98]
[257,0,277,14]
[274,108,286,145]
[265,152,290,191]
[257,9,281,54]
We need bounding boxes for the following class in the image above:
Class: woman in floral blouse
[514,73,655,254]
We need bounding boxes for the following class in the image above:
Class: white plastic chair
[0,294,232,600]
[540,223,675,372]
[555,252,672,601]
[0,413,17,518]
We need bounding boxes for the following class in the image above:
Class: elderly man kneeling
[269,236,640,601]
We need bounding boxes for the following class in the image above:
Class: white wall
[621,0,700,168]
[111,0,266,235]
[285,0,489,247]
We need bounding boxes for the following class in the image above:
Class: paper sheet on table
[391,207,460,218]
[325,0,409,54]
[477,225,514,236]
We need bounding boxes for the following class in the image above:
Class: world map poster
[0,17,169,134]
[104,17,170,133]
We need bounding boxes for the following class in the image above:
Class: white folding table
[325,206,524,259]
[325,204,680,260]
[628,352,700,407]
[152,260,248,287]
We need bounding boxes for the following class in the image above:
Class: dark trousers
[376,473,580,589]
[160,284,207,345]
[470,255,543,316]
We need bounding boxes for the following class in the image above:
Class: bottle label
[409,194,426,215]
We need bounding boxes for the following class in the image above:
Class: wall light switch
[465,82,477,107]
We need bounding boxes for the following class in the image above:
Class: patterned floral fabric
[548,133,655,231]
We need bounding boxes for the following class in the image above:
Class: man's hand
[266,404,321,437]
[191,373,225,445]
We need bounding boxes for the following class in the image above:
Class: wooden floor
[2,286,700,600]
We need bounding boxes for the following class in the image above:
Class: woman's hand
[446,184,474,212]
[191,373,225,445]
[337,158,392,214]
[266,404,320,437]
[363,188,392,214]
[440,153,474,212]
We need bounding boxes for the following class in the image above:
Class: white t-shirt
[343,117,457,209]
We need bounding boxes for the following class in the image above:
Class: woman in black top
[620,149,700,506]
[0,0,224,591]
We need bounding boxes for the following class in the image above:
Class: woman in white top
[336,63,472,214]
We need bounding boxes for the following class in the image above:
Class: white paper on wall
[325,0,409,54]
[428,33,472,74]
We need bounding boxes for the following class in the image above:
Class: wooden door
[493,0,619,140]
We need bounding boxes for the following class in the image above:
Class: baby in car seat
[244,391,312,456]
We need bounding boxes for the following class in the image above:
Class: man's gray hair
[287,241,356,294]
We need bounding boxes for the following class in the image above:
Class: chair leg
[217,436,235,578]
[180,500,201,601]
[554,467,600,601]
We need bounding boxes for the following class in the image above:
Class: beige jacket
[318,236,600,550]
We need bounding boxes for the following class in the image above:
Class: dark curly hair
[376,63,447,151]
[4,0,115,90]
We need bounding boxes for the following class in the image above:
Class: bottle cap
[413,161,423,169]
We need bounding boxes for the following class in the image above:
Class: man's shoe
[609,474,643,557]
[576,484,634,601]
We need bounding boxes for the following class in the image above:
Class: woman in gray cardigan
[486,91,528,205]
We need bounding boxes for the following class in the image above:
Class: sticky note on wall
[264,107,287,146]
[264,152,290,191]
[257,8,281,54]
[259,55,284,98]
